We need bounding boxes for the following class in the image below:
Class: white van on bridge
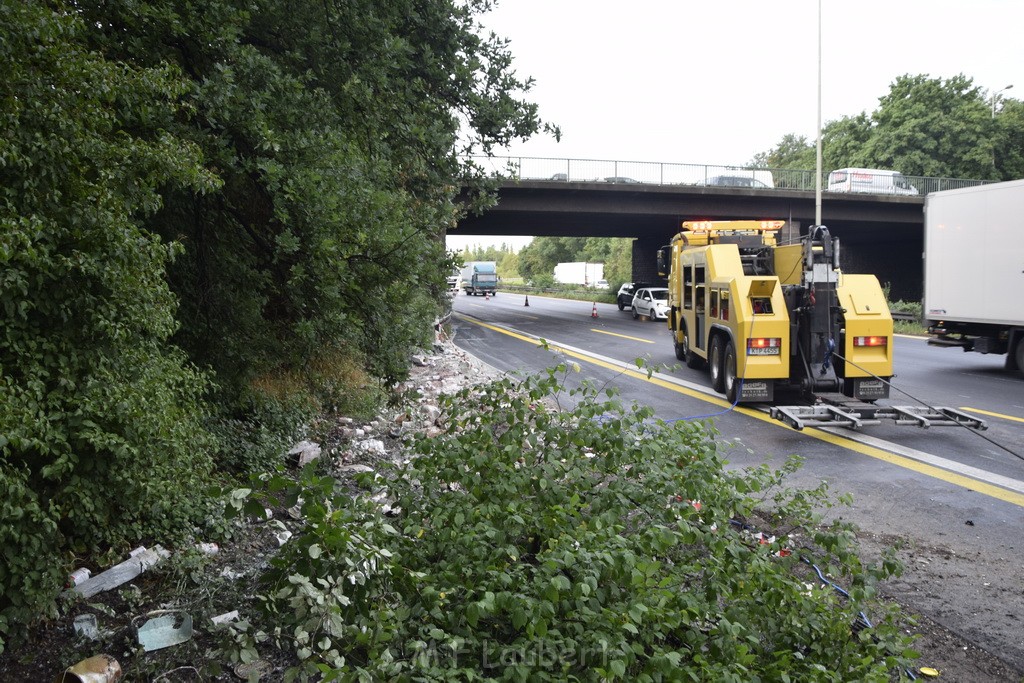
[827,168,919,195]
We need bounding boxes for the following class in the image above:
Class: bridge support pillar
[632,237,668,285]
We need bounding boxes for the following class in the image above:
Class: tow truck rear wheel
[680,326,703,369]
[673,331,686,361]
[723,340,739,404]
[709,335,725,392]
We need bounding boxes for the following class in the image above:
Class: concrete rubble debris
[357,439,386,456]
[137,613,193,652]
[337,464,374,474]
[220,567,244,581]
[53,654,122,683]
[233,660,274,680]
[287,440,322,468]
[68,546,169,599]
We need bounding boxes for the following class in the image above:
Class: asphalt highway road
[450,291,1024,673]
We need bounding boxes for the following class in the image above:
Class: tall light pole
[814,0,823,226]
[991,84,1014,118]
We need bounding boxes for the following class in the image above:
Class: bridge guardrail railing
[466,156,989,196]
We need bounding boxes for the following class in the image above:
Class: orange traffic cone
[485,291,489,301]
[524,295,530,307]
[591,302,599,318]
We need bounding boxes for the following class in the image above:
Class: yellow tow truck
[657,220,985,430]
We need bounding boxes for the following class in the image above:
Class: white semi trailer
[553,262,604,286]
[923,179,1024,376]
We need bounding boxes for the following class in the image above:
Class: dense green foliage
[0,0,545,650]
[0,1,219,643]
[245,370,912,681]
[754,73,1023,181]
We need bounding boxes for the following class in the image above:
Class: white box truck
[553,262,604,287]
[923,179,1024,376]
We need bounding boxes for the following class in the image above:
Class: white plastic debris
[137,613,193,652]
[210,610,240,625]
[67,568,92,588]
[73,614,99,640]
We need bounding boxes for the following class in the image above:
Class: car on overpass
[696,174,772,189]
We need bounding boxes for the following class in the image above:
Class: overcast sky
[448,0,1023,252]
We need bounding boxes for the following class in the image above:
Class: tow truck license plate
[857,379,886,397]
[741,380,771,400]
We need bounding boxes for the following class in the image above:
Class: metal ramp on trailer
[769,401,987,432]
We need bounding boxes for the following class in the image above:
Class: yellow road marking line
[591,328,654,343]
[960,407,1024,424]
[459,315,1024,508]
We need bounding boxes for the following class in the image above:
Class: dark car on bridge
[696,174,771,189]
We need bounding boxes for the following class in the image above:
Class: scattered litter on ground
[53,654,121,683]
[72,614,99,640]
[210,610,239,626]
[137,613,194,652]
[69,546,169,599]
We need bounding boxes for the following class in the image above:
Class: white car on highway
[631,287,669,321]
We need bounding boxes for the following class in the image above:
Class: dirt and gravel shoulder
[2,336,1021,681]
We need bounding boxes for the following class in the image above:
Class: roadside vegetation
[234,370,916,681]
[0,0,544,653]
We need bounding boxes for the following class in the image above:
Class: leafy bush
[0,3,218,651]
[250,369,913,681]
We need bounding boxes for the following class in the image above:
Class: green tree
[755,74,1020,183]
[70,0,548,400]
[603,238,634,286]
[750,133,816,170]
[518,236,585,282]
[865,74,994,178]
[994,97,1024,180]
[821,112,875,171]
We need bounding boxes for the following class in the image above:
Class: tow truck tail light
[747,338,781,355]
[853,336,888,347]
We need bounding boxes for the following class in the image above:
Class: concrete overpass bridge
[453,158,986,301]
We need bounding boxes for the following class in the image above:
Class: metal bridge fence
[466,156,989,195]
